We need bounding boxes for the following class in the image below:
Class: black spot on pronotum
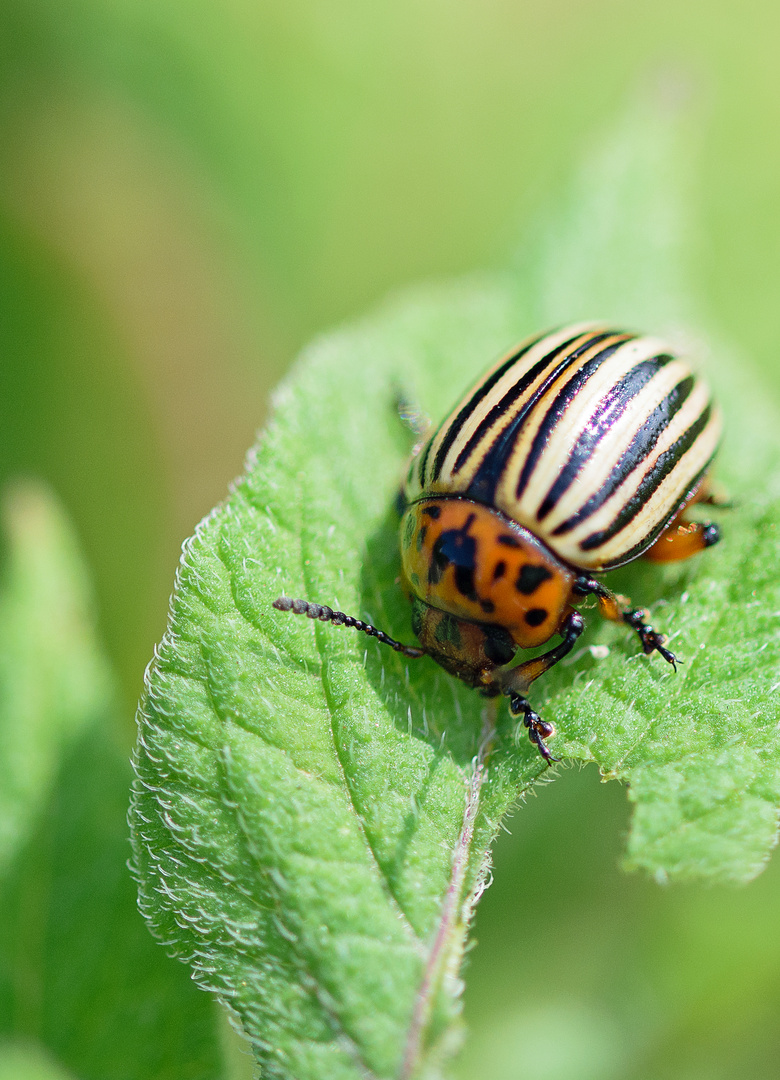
[525,608,548,627]
[454,563,477,601]
[429,515,478,596]
[515,564,553,595]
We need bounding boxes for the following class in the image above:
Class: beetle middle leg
[573,576,678,669]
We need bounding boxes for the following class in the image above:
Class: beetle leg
[573,576,678,669]
[502,610,585,694]
[496,611,585,764]
[506,696,559,765]
[621,607,678,668]
[640,476,727,563]
[642,519,720,563]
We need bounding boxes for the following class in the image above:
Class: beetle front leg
[504,610,586,692]
[573,576,678,669]
[495,610,585,765]
[506,696,559,765]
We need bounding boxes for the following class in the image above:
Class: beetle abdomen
[405,324,721,570]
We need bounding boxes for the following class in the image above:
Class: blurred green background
[2,1,780,1078]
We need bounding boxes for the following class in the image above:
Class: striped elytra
[404,323,722,572]
[275,323,724,765]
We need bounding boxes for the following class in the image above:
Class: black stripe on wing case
[552,375,696,536]
[596,461,715,569]
[428,332,545,483]
[535,354,672,521]
[417,435,433,488]
[448,330,592,478]
[464,332,613,505]
[579,404,713,552]
[513,335,633,502]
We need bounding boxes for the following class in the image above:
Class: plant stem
[398,704,497,1080]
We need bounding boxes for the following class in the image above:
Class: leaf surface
[0,483,111,873]
[0,483,227,1080]
[130,93,780,1080]
[522,97,780,884]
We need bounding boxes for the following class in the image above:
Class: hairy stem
[398,704,496,1080]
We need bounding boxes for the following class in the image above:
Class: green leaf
[517,92,780,885]
[131,283,531,1079]
[0,1042,77,1080]
[0,482,112,873]
[0,483,228,1080]
[130,92,780,1080]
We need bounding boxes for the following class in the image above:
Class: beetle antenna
[273,596,426,658]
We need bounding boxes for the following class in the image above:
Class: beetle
[274,324,723,764]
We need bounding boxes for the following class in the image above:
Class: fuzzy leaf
[130,93,780,1080]
[0,482,112,873]
[130,275,536,1080]
[519,93,780,884]
[0,483,228,1080]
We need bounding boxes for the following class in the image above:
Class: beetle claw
[622,609,680,669]
[507,693,560,766]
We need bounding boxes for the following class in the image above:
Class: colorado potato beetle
[275,324,723,764]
